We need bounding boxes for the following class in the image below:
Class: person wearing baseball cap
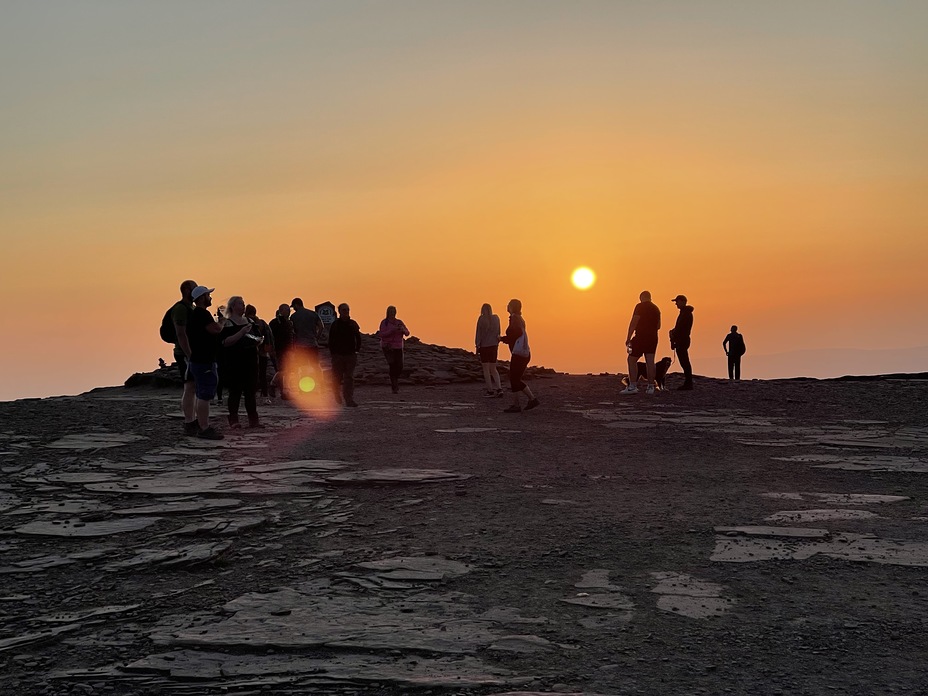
[185,286,247,439]
[670,294,694,390]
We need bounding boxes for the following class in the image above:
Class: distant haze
[1,2,926,400]
[733,345,928,381]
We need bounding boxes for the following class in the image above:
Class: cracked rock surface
[1,374,927,693]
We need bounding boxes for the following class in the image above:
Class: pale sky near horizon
[1,1,926,400]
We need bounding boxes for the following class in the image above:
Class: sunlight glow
[571,267,596,291]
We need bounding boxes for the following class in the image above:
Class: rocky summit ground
[1,371,928,695]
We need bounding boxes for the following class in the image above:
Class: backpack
[160,303,180,344]
[731,334,746,356]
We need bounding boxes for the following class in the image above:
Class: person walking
[376,306,409,394]
[186,286,237,439]
[475,303,503,397]
[219,296,262,428]
[621,291,661,395]
[328,303,362,407]
[169,279,198,436]
[670,294,695,390]
[500,298,539,413]
[723,325,746,381]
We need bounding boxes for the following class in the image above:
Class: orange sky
[1,2,926,400]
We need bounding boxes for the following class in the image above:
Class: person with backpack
[723,325,747,381]
[160,280,198,436]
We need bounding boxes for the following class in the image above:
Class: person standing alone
[670,294,694,390]
[723,325,746,381]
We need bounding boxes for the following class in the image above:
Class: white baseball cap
[191,286,214,301]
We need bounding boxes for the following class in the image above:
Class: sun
[571,267,596,290]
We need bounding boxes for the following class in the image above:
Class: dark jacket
[328,317,362,356]
[269,316,294,354]
[670,306,694,349]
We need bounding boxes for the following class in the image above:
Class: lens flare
[278,350,340,424]
[571,267,596,290]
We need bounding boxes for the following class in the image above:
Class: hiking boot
[619,385,639,395]
[646,385,655,395]
[496,390,504,398]
[248,421,264,429]
[183,421,199,436]
[197,427,223,440]
[525,398,540,410]
[503,405,522,413]
[482,390,497,398]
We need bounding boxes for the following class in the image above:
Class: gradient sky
[2,1,926,400]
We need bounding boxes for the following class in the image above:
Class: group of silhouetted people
[166,280,746,438]
[165,281,425,440]
[619,289,746,394]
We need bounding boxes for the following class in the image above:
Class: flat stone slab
[574,569,622,592]
[356,556,473,579]
[324,468,472,483]
[765,509,880,523]
[151,584,544,656]
[774,455,928,473]
[712,532,928,567]
[6,499,113,515]
[105,541,232,571]
[562,594,635,611]
[761,492,909,505]
[651,572,733,619]
[714,526,831,539]
[45,433,147,450]
[105,650,521,689]
[15,517,161,537]
[86,473,324,496]
[112,498,243,515]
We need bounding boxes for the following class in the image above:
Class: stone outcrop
[126,334,559,388]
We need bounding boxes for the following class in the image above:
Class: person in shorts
[186,286,228,439]
[500,298,539,413]
[475,303,503,397]
[621,290,661,395]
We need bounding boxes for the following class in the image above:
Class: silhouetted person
[328,303,362,407]
[723,325,746,381]
[220,296,262,429]
[214,304,227,405]
[475,303,503,397]
[670,294,694,390]
[500,298,539,412]
[170,279,198,435]
[621,290,661,395]
[245,304,273,399]
[269,303,294,398]
[376,305,409,393]
[290,297,323,381]
[186,286,232,439]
